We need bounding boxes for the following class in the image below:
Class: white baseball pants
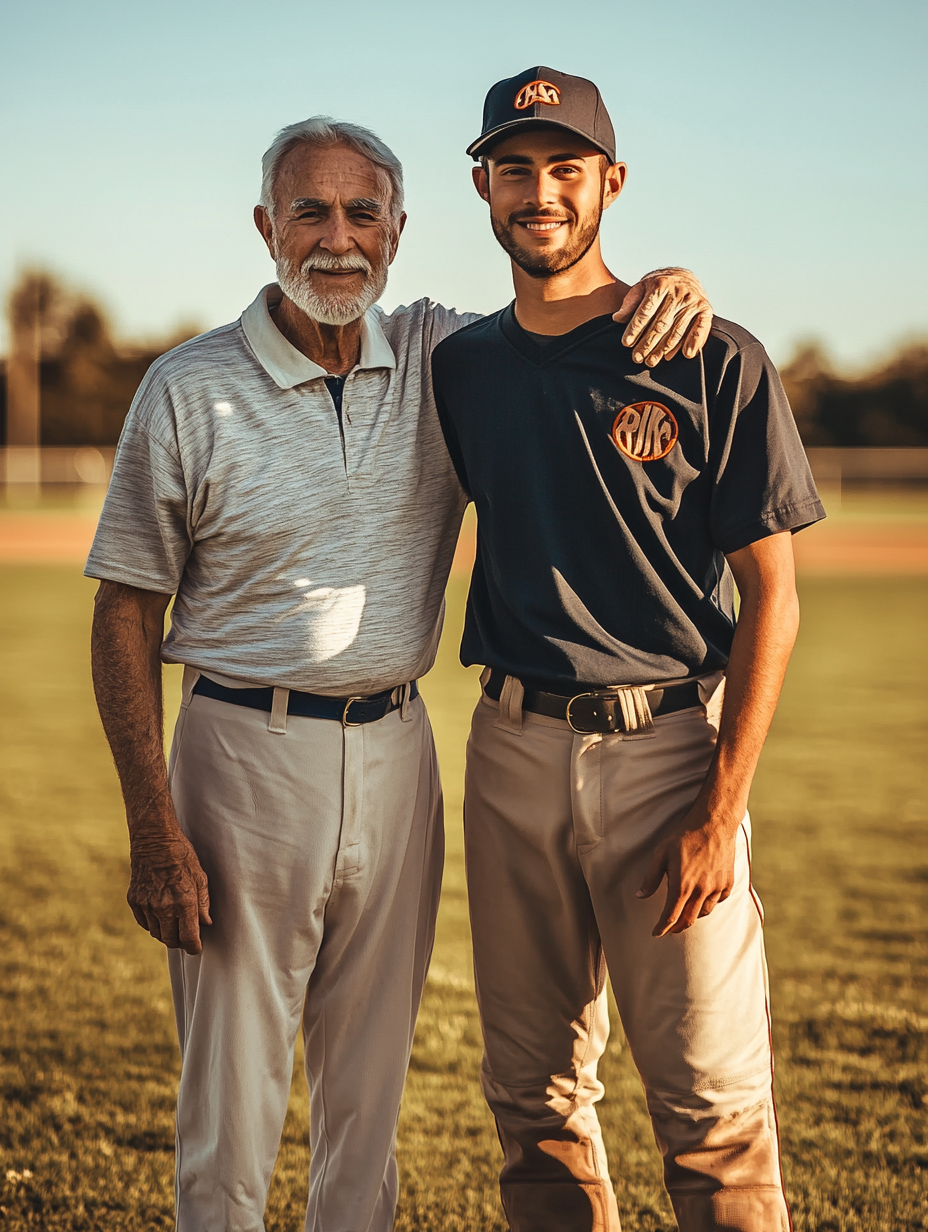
[464,682,790,1232]
[166,672,443,1232]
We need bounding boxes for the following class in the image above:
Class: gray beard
[490,207,602,279]
[275,252,389,326]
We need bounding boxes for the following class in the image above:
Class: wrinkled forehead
[275,141,392,210]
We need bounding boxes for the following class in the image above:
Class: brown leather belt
[485,669,702,735]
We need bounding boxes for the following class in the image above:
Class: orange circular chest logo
[611,402,679,462]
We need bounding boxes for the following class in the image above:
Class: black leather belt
[485,669,702,735]
[192,676,418,727]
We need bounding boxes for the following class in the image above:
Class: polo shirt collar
[241,283,396,389]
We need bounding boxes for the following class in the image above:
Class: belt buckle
[565,692,621,735]
[342,697,365,728]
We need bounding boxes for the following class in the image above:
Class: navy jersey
[431,304,824,690]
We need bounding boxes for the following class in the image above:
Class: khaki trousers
[166,675,443,1232]
[465,685,790,1232]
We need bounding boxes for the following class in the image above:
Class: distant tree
[780,340,928,446]
[3,270,926,449]
[1,271,199,447]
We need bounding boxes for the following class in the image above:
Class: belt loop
[181,665,201,709]
[400,681,413,722]
[698,670,726,730]
[268,687,289,734]
[617,686,656,739]
[493,674,524,736]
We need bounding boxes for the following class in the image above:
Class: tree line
[1,272,927,447]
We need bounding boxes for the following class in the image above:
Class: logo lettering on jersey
[611,402,678,462]
[514,80,561,110]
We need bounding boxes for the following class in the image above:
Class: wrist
[691,773,748,833]
[127,805,183,850]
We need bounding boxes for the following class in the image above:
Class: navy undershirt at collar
[324,375,345,426]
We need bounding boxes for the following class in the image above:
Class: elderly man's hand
[128,831,211,955]
[614,267,713,367]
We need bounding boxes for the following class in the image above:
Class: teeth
[525,222,564,231]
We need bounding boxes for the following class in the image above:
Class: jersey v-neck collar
[498,301,619,366]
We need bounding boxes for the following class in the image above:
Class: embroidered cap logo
[612,402,679,462]
[514,80,562,110]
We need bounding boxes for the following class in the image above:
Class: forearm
[91,582,178,845]
[700,537,800,827]
[639,532,799,934]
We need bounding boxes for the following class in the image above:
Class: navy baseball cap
[467,66,616,163]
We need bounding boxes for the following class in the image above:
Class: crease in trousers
[166,671,443,1232]
[465,681,790,1232]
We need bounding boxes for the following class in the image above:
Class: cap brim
[466,117,614,162]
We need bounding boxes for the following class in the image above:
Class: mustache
[300,252,373,275]
[507,207,573,224]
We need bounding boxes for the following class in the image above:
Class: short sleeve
[431,341,472,498]
[423,302,484,353]
[84,376,192,593]
[708,339,825,555]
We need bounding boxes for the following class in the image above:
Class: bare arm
[637,531,800,936]
[91,579,210,953]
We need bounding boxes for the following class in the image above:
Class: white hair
[259,116,405,220]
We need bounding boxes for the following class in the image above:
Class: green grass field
[1,562,926,1231]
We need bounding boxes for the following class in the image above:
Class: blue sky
[1,0,925,367]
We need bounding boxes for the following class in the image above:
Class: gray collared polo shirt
[85,284,479,694]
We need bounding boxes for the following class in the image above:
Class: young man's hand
[614,268,713,367]
[636,802,740,937]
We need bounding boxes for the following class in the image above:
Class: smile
[520,221,567,232]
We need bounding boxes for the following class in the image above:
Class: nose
[522,171,558,210]
[318,206,354,255]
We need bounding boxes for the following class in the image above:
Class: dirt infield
[0,514,102,565]
[2,509,927,574]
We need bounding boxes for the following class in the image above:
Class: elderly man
[87,115,712,1232]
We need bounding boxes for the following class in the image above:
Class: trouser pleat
[167,693,442,1232]
[464,693,790,1232]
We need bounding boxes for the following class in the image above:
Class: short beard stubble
[490,203,603,279]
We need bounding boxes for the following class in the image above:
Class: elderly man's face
[256,142,405,325]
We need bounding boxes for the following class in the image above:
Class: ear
[254,205,276,257]
[602,162,627,212]
[387,212,408,265]
[472,164,490,203]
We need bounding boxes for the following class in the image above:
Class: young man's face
[473,127,626,279]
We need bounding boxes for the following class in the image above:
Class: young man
[432,67,825,1232]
